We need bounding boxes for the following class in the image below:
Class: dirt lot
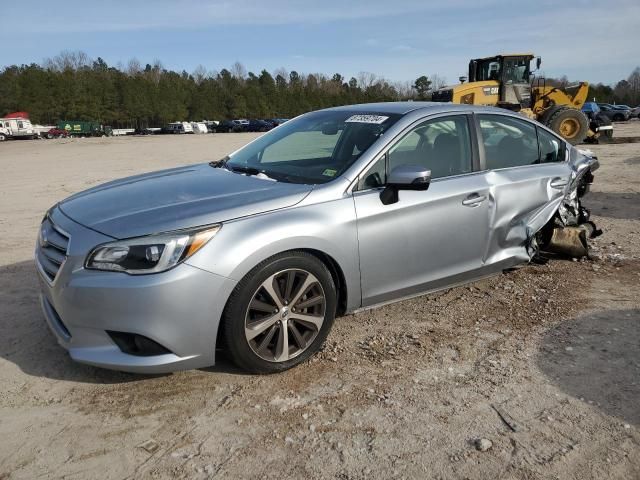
[0,124,639,479]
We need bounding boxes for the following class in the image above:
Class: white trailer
[166,122,194,134]
[191,122,208,134]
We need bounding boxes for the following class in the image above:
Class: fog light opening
[107,331,172,357]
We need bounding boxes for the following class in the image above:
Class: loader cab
[468,54,536,110]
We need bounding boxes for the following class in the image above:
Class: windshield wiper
[229,165,262,176]
[210,159,276,180]
[209,157,230,169]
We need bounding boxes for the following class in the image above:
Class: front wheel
[222,252,337,373]
[0,133,6,141]
[544,106,589,145]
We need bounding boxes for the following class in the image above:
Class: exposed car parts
[537,149,602,259]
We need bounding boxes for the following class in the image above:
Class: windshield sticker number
[345,115,389,124]
[322,168,337,177]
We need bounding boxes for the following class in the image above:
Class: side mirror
[380,165,431,205]
[536,57,542,70]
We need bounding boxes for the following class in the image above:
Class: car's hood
[59,164,313,238]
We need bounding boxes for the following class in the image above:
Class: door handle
[550,177,568,189]
[462,193,487,206]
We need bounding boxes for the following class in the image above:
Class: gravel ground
[0,122,638,479]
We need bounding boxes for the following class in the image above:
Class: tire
[222,251,337,373]
[612,114,625,122]
[543,106,589,145]
[0,133,6,141]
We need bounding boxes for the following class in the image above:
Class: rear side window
[478,115,539,169]
[537,127,566,163]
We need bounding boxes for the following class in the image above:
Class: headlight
[85,225,220,274]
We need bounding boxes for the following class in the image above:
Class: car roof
[321,101,500,116]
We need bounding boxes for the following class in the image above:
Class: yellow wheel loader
[431,54,593,144]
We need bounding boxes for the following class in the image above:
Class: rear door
[476,114,571,265]
[353,114,492,306]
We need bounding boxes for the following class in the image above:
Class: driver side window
[387,115,472,179]
[356,115,473,191]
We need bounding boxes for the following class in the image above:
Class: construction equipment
[432,54,594,144]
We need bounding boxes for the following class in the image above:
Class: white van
[166,122,194,134]
[0,117,37,139]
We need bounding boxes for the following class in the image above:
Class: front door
[353,114,491,306]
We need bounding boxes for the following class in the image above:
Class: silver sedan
[36,103,599,373]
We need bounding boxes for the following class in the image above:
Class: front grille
[37,216,70,282]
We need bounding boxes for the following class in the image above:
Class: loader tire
[543,106,589,145]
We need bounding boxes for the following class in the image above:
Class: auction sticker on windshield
[345,114,389,124]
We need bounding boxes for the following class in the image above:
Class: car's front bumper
[36,207,237,373]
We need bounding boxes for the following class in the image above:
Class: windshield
[223,110,402,184]
[475,56,530,83]
[476,58,501,81]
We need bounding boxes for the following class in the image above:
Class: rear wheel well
[215,248,349,352]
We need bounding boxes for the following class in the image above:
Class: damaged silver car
[37,103,599,374]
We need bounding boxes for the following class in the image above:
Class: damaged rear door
[476,114,571,265]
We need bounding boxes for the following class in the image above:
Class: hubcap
[559,118,579,138]
[245,269,326,362]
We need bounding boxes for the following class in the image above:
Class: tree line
[0,51,638,128]
[0,51,422,128]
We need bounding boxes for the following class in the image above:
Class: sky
[1,0,638,86]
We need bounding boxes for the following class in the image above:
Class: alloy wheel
[245,269,326,362]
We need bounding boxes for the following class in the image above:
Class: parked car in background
[36,102,599,374]
[45,128,71,139]
[597,104,631,122]
[204,121,219,133]
[630,106,640,118]
[246,119,273,132]
[265,118,290,127]
[215,120,241,133]
[581,102,614,141]
[232,119,250,131]
[164,122,194,134]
